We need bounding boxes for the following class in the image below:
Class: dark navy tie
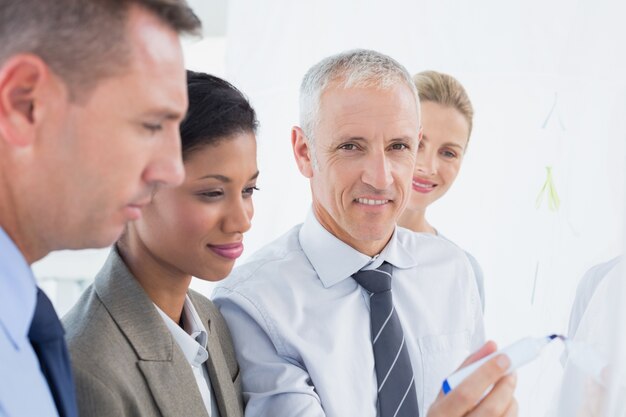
[28,288,78,417]
[353,262,419,417]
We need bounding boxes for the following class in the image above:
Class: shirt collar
[180,295,208,348]
[299,209,418,288]
[154,295,209,367]
[0,227,37,349]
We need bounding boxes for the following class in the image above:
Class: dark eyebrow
[197,171,260,182]
[197,174,230,182]
[163,113,183,121]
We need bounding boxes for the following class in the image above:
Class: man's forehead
[125,5,184,71]
[320,81,416,109]
[318,84,418,126]
[117,8,187,111]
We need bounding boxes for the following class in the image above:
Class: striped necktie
[353,262,419,417]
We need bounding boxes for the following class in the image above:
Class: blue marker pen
[442,334,562,395]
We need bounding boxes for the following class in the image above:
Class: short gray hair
[299,49,419,143]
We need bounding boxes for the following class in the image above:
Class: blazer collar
[94,246,210,417]
[94,246,174,361]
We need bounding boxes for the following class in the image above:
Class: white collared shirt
[568,256,621,338]
[214,210,484,417]
[155,296,220,417]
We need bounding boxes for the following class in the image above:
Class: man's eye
[339,143,357,151]
[390,143,408,150]
[143,123,163,134]
[200,190,223,198]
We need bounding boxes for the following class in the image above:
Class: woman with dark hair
[63,71,258,417]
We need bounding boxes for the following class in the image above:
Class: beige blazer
[63,247,243,417]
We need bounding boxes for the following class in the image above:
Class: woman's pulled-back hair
[413,70,474,139]
[181,71,258,159]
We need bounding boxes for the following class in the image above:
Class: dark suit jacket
[62,247,243,417]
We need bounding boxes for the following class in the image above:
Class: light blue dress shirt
[0,227,59,417]
[213,211,484,417]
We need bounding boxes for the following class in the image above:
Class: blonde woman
[398,70,485,309]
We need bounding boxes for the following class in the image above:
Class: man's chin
[345,225,395,252]
[351,219,395,238]
[75,224,126,250]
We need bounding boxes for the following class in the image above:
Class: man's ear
[291,126,315,178]
[0,54,51,148]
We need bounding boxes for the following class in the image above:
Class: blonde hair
[413,70,473,139]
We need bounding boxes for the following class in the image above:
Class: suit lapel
[94,247,209,417]
[205,322,241,417]
[138,357,209,417]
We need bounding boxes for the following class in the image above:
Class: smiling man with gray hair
[214,49,517,417]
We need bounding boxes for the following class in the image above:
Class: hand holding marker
[443,334,565,394]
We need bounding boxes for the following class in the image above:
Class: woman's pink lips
[412,178,437,194]
[207,242,244,260]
